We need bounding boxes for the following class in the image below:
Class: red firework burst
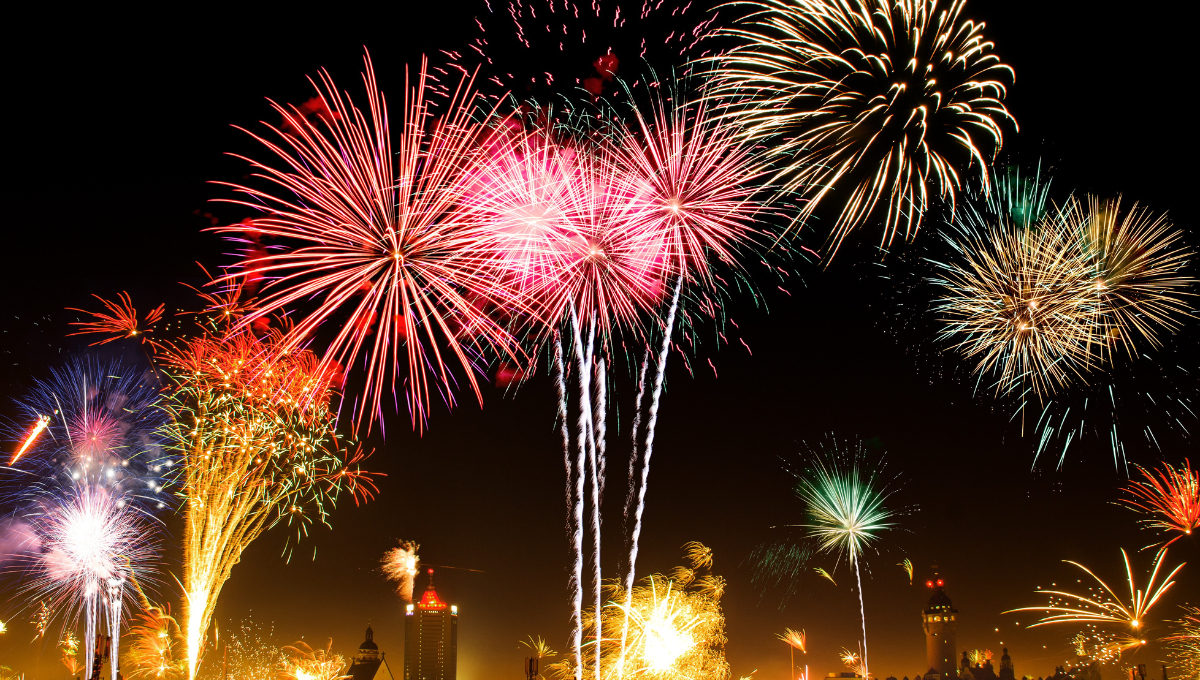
[1120,459,1200,548]
[213,55,524,432]
[67,292,164,345]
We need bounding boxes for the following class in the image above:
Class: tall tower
[404,569,459,680]
[922,571,957,677]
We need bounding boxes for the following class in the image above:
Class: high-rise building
[921,572,957,678]
[404,569,458,680]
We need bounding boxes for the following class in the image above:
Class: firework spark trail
[10,415,50,466]
[620,274,683,675]
[1119,459,1199,548]
[67,292,164,346]
[382,541,421,602]
[1004,547,1183,632]
[554,332,573,548]
[708,0,1014,254]
[213,54,523,433]
[625,344,651,525]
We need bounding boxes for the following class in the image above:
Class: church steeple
[355,625,380,662]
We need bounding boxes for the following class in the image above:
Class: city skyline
[0,0,1194,679]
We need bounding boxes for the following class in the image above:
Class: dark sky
[2,2,1195,680]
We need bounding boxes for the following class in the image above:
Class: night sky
[2,2,1195,680]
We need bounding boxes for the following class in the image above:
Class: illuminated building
[404,569,458,680]
[348,625,395,680]
[922,572,958,678]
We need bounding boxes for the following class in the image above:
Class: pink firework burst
[607,85,768,289]
[464,119,668,335]
[214,55,524,432]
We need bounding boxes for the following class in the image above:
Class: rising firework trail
[708,0,1015,254]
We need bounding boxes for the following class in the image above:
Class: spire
[418,568,447,609]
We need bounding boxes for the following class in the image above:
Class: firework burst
[4,356,171,512]
[1005,547,1183,633]
[555,543,729,680]
[709,0,1014,253]
[932,178,1194,401]
[382,541,421,602]
[122,604,185,680]
[279,639,349,680]
[215,55,522,431]
[67,292,164,345]
[160,323,377,680]
[1119,459,1199,548]
[22,485,161,678]
[1163,605,1200,678]
[787,439,895,679]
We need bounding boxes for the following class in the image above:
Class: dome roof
[927,587,953,608]
[359,625,378,651]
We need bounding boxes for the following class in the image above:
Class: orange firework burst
[214,55,523,432]
[1119,459,1199,548]
[67,292,164,345]
[382,541,421,603]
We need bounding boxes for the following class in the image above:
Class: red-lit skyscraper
[404,569,458,680]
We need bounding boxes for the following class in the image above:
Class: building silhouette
[922,572,958,678]
[347,625,395,680]
[404,569,458,680]
[912,572,1021,680]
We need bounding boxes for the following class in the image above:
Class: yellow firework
[934,187,1194,399]
[554,544,728,680]
[899,559,914,585]
[778,628,806,652]
[279,640,349,680]
[1071,196,1195,361]
[161,325,378,680]
[122,605,185,680]
[1005,547,1183,632]
[709,0,1014,253]
[521,635,558,659]
[1163,605,1200,678]
[814,568,837,586]
[382,541,421,602]
[934,201,1095,397]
